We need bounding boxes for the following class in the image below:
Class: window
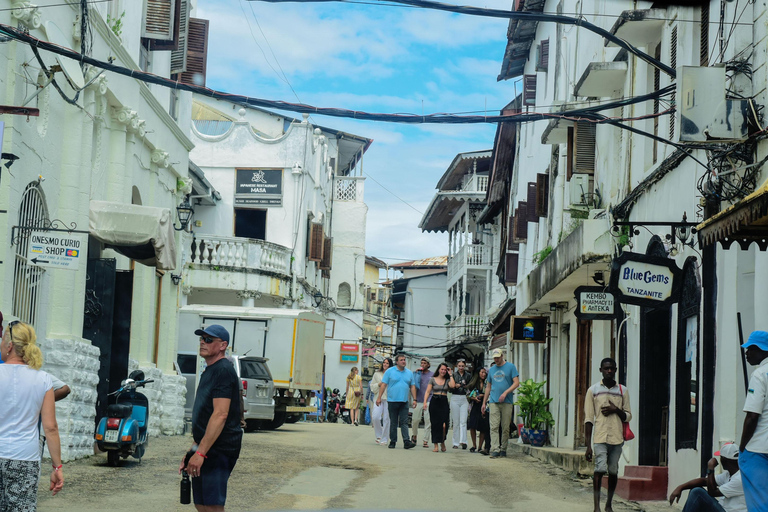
[240,360,272,380]
[308,222,324,262]
[523,74,537,106]
[536,39,549,72]
[535,172,549,217]
[337,283,351,307]
[234,208,266,240]
[675,258,701,450]
[175,18,209,87]
[669,26,677,140]
[12,183,49,325]
[176,354,197,375]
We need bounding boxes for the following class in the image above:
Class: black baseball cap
[194,324,230,343]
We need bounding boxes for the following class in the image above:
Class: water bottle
[180,470,191,504]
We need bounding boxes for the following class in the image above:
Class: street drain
[277,467,361,497]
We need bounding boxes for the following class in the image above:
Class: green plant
[515,378,554,430]
[616,225,631,248]
[106,11,125,38]
[533,246,553,265]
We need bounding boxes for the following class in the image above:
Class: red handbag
[619,385,634,441]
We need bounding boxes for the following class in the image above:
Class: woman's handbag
[354,390,361,397]
[619,385,634,441]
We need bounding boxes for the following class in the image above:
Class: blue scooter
[94,370,154,466]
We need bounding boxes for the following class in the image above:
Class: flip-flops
[423,441,429,448]
[469,447,476,453]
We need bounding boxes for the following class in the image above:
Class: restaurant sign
[235,169,283,207]
[574,286,616,320]
[609,251,682,308]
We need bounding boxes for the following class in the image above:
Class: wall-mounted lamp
[170,273,182,285]
[549,303,558,312]
[311,291,324,307]
[1,153,19,170]
[591,271,606,286]
[174,196,194,231]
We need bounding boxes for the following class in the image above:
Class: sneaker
[500,451,507,457]
[461,443,468,450]
[404,441,416,450]
[388,442,396,449]
[489,452,500,458]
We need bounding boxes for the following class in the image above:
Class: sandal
[469,447,476,453]
[441,443,446,452]
[411,435,417,443]
[423,441,429,448]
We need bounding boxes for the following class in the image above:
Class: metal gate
[12,183,48,325]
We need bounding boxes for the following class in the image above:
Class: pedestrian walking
[449,359,471,449]
[412,357,433,448]
[467,367,490,454]
[738,330,768,512]
[669,443,746,512]
[424,362,452,452]
[0,320,64,511]
[481,348,519,459]
[376,354,417,449]
[584,357,631,512]
[370,358,393,445]
[345,366,363,426]
[180,324,243,512]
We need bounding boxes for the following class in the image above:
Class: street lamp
[174,197,194,231]
[311,291,324,307]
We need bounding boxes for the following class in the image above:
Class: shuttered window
[537,39,549,71]
[320,237,333,270]
[308,223,324,262]
[669,26,677,140]
[150,0,183,51]
[573,121,596,174]
[169,0,190,73]
[176,18,209,87]
[700,3,709,66]
[527,182,538,223]
[536,173,549,217]
[504,252,519,286]
[513,202,528,241]
[523,74,537,106]
[507,215,520,251]
[142,0,175,41]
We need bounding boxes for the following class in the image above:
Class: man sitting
[668,443,746,512]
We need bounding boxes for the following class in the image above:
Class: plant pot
[528,429,548,447]
[520,427,531,444]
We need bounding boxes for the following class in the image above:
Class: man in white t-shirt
[668,443,746,512]
[739,330,768,512]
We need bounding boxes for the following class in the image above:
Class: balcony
[190,235,291,275]
[448,243,493,283]
[461,174,488,193]
[448,314,489,342]
[334,176,365,202]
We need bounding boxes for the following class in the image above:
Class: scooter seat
[107,404,133,418]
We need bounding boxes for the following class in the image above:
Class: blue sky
[198,0,520,263]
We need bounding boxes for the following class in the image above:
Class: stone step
[602,466,668,501]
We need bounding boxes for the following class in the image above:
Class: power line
[0,0,113,11]
[363,171,424,214]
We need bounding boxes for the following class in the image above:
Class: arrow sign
[26,231,87,270]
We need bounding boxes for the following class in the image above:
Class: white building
[184,95,371,400]
[0,0,196,458]
[489,0,768,498]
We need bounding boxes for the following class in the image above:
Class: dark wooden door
[639,306,671,466]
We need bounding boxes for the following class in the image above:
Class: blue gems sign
[609,252,682,308]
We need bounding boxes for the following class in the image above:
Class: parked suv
[230,355,275,432]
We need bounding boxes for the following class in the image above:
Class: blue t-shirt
[488,362,519,404]
[382,366,415,403]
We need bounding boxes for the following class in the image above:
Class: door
[639,306,671,466]
[575,320,592,447]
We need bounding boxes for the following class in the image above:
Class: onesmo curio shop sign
[609,251,682,308]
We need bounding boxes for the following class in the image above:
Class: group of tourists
[368,348,520,459]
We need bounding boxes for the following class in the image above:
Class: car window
[177,354,197,375]
[240,360,271,380]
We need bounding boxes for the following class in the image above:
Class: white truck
[177,305,325,429]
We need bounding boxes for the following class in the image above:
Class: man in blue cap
[739,330,768,512]
[180,324,242,512]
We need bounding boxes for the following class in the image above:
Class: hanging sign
[609,251,682,308]
[234,169,283,207]
[575,286,616,320]
[26,231,87,270]
[340,354,359,363]
[510,316,547,343]
[340,343,359,352]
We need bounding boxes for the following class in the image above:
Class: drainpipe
[292,158,303,303]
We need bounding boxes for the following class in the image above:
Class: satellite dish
[43,21,85,90]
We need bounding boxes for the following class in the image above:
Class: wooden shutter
[573,121,596,174]
[167,0,189,72]
[536,173,549,217]
[523,74,537,106]
[537,39,549,71]
[142,0,175,41]
[507,215,520,251]
[566,126,574,180]
[527,182,538,223]
[504,253,519,286]
[151,0,182,50]
[700,3,709,66]
[669,26,677,140]
[308,223,324,262]
[176,18,208,87]
[320,237,333,270]
[513,203,528,241]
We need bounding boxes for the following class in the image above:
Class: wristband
[53,465,63,471]
[196,451,208,459]
[706,468,714,475]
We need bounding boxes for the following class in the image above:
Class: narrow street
[37,422,671,512]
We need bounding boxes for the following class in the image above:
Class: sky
[197,0,520,264]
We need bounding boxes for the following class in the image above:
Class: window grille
[334,179,357,201]
[12,183,49,325]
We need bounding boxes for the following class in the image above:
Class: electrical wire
[363,171,424,214]
[0,0,113,11]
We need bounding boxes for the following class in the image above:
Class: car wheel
[266,411,286,430]
[285,414,301,424]
[245,420,261,432]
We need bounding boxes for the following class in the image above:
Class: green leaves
[515,378,555,430]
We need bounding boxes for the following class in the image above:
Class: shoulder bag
[619,385,634,441]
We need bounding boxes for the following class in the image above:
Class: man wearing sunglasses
[180,325,242,512]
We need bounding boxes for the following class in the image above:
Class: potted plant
[515,378,555,447]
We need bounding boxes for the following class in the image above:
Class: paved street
[37,422,673,512]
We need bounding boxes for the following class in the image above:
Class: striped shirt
[584,380,632,445]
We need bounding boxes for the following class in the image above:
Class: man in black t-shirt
[180,324,242,512]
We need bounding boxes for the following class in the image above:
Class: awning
[697,183,768,251]
[89,200,178,270]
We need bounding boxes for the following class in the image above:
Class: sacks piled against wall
[131,360,187,437]
[39,338,100,462]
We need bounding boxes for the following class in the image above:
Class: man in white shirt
[739,330,768,512]
[668,443,746,512]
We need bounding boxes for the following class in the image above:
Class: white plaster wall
[325,310,364,393]
[402,273,448,367]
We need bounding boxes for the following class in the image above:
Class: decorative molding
[151,149,170,168]
[12,2,41,29]
[181,285,193,296]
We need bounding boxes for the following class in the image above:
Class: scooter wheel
[107,451,120,467]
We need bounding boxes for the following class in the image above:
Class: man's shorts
[192,450,239,506]
[593,443,623,475]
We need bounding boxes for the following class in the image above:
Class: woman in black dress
[423,363,454,452]
[467,367,491,454]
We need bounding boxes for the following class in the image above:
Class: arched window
[337,282,351,308]
[13,183,49,325]
[675,257,701,450]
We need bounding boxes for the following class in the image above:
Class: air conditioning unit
[569,174,593,206]
[677,66,749,142]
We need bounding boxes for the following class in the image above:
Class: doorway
[639,305,671,466]
[575,320,592,447]
[235,208,266,240]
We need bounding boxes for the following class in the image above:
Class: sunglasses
[199,335,218,344]
[7,320,20,342]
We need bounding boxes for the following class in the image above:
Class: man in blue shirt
[481,348,519,458]
[376,354,417,449]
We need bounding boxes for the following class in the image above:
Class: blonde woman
[0,321,64,510]
[345,366,363,426]
[369,358,393,444]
